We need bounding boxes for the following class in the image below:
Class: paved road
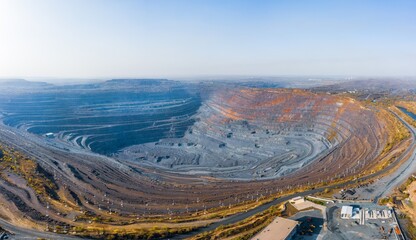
[172,188,323,239]
[372,110,416,202]
[172,110,416,239]
[1,111,416,240]
[0,218,81,240]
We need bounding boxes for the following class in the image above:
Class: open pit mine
[0,79,412,239]
[120,88,387,180]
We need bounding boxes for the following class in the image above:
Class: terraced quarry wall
[121,88,389,179]
[0,87,201,155]
[0,83,410,239]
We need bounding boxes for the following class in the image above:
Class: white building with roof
[341,206,353,219]
[251,216,298,240]
[340,206,361,219]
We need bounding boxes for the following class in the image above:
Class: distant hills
[0,79,53,88]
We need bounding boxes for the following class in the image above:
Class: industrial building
[340,206,360,219]
[251,216,298,240]
[365,209,392,219]
[340,205,392,220]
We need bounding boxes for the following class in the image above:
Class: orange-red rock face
[124,87,390,180]
[0,86,405,221]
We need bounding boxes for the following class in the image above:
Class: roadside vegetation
[304,196,327,206]
[377,108,410,155]
[188,204,284,240]
[0,93,415,240]
[0,144,58,199]
[380,175,416,239]
[0,144,203,239]
[71,225,199,240]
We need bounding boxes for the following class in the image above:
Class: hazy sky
[0,0,415,79]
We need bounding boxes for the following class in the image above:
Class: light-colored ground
[250,216,298,240]
[251,199,327,240]
[293,201,327,216]
[325,203,396,240]
[336,111,416,203]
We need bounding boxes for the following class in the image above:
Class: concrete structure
[251,216,298,240]
[289,197,327,238]
[290,196,305,205]
[340,205,362,219]
[291,198,327,221]
[379,209,392,219]
[341,205,392,223]
[328,204,397,240]
[359,209,365,225]
[364,209,392,219]
[341,206,353,219]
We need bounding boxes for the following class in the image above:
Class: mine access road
[173,110,416,239]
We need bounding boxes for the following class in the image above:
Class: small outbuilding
[341,206,353,219]
[45,132,55,138]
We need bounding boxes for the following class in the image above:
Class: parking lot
[289,209,325,240]
[324,203,398,240]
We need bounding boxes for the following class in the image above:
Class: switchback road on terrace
[172,110,416,239]
[0,110,416,239]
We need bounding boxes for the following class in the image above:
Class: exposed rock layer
[120,88,387,179]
